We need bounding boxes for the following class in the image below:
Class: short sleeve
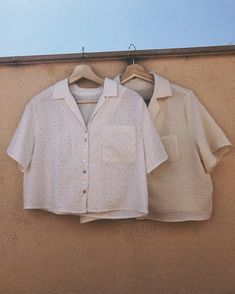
[141,101,168,174]
[186,91,232,173]
[6,100,36,172]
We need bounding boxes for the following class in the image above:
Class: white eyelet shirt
[80,73,232,223]
[6,77,168,219]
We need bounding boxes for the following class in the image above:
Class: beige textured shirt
[80,72,232,223]
[6,77,168,219]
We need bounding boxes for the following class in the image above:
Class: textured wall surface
[0,54,235,294]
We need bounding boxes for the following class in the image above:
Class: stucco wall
[0,53,235,294]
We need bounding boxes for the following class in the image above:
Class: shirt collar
[53,77,118,100]
[150,72,172,99]
[114,72,172,100]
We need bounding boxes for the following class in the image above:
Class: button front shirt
[6,77,168,218]
[81,72,232,223]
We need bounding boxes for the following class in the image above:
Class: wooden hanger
[68,47,104,104]
[120,44,154,85]
[68,64,104,86]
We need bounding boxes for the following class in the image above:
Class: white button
[82,159,86,163]
[83,149,86,152]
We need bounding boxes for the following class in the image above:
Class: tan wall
[1,54,235,294]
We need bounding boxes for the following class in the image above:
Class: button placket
[82,128,89,200]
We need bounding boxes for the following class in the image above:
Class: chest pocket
[102,125,136,163]
[160,135,180,162]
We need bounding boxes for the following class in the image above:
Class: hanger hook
[128,44,136,64]
[82,46,87,64]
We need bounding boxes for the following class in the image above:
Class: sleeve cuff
[147,153,168,174]
[6,148,27,173]
[204,143,232,173]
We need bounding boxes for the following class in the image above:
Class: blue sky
[0,0,234,57]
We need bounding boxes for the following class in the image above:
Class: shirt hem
[137,211,212,222]
[79,210,148,224]
[23,207,85,215]
[23,207,148,218]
